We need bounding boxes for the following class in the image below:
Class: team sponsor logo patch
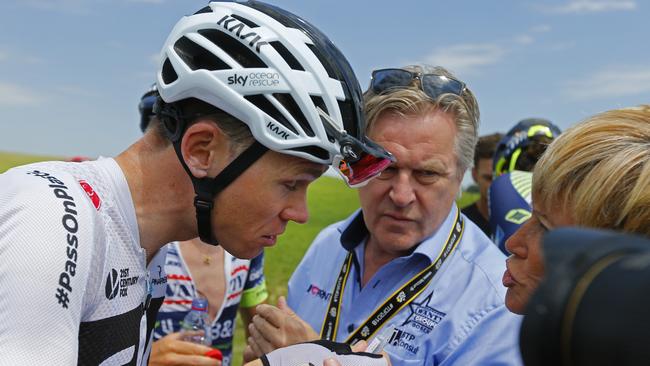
[306,284,332,301]
[78,179,101,210]
[387,328,420,355]
[152,265,168,286]
[105,267,139,300]
[505,208,532,224]
[401,292,445,334]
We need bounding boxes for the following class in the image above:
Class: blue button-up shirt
[288,205,522,365]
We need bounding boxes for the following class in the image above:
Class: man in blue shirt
[245,65,522,366]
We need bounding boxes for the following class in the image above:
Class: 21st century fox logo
[105,268,139,300]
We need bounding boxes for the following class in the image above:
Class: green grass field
[0,151,478,365]
[0,151,63,173]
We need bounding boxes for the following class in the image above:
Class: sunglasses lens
[338,153,393,187]
[421,74,464,98]
[371,69,413,94]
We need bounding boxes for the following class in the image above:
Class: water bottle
[180,298,211,345]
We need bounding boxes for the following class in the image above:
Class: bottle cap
[191,298,208,311]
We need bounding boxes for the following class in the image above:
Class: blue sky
[2,0,649,167]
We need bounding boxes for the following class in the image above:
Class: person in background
[503,105,650,315]
[488,118,561,254]
[461,132,503,237]
[137,88,269,366]
[245,64,523,366]
[0,1,394,365]
[491,118,561,179]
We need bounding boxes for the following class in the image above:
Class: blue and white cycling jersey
[488,170,533,254]
[154,242,267,366]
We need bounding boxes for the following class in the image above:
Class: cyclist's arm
[0,170,93,364]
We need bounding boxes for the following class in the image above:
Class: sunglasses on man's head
[370,68,466,99]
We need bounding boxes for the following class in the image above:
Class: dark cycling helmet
[138,84,158,132]
[493,118,561,177]
[488,170,532,254]
[155,1,393,245]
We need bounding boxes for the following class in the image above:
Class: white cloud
[0,82,41,106]
[423,43,506,75]
[531,25,552,33]
[564,66,650,100]
[548,0,636,14]
[514,35,535,45]
[421,24,552,74]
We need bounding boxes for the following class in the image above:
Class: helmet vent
[174,36,231,71]
[338,99,358,137]
[289,146,330,161]
[198,29,267,68]
[161,58,178,84]
[311,96,334,143]
[306,43,340,81]
[310,96,327,114]
[231,14,259,28]
[273,93,313,136]
[193,6,213,15]
[269,41,304,71]
[244,94,298,135]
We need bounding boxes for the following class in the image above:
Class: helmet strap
[172,140,268,246]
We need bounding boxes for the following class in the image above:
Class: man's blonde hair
[363,64,480,177]
[533,105,650,236]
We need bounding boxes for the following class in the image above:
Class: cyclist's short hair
[151,98,254,154]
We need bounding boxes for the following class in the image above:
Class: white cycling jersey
[0,158,167,365]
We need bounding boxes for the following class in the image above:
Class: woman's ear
[180,120,231,179]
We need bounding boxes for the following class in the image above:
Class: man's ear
[471,166,479,183]
[180,120,231,179]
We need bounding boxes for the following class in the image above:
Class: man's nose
[388,171,416,207]
[280,194,309,224]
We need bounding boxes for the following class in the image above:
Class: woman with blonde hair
[502,105,650,314]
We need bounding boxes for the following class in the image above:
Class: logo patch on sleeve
[79,179,101,210]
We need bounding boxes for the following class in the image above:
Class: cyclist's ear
[180,119,233,179]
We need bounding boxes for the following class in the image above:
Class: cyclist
[139,87,269,366]
[489,118,561,253]
[492,118,561,178]
[0,1,392,364]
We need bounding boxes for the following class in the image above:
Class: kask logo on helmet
[216,15,269,53]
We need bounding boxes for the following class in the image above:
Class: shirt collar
[339,208,367,251]
[338,205,460,263]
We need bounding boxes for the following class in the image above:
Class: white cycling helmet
[155,1,393,245]
[157,0,391,167]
